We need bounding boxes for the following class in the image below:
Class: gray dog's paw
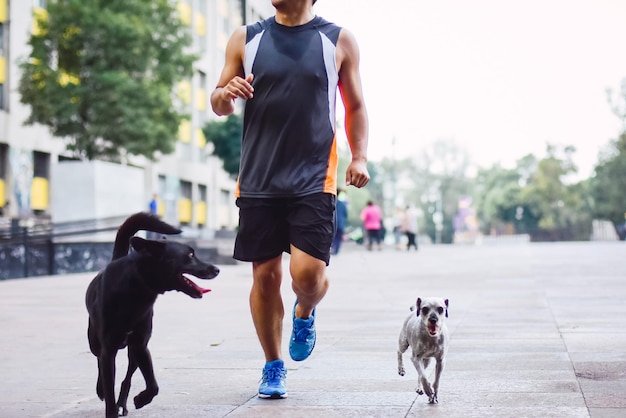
[398,367,405,376]
[415,387,424,395]
[428,393,438,404]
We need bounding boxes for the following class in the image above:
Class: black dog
[85,212,219,417]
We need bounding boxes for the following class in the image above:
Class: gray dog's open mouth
[428,323,438,335]
[181,273,212,298]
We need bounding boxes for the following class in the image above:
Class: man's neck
[275,7,314,26]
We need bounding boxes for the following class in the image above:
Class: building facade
[0,0,273,236]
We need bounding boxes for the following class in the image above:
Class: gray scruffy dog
[397,297,449,404]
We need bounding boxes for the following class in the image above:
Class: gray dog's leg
[430,357,445,404]
[397,338,409,376]
[411,355,433,397]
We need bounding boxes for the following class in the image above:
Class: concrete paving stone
[407,405,590,418]
[562,333,626,352]
[584,393,626,408]
[577,379,626,395]
[225,405,410,418]
[426,391,586,408]
[573,361,626,380]
[570,352,626,362]
[588,408,626,418]
[450,338,567,352]
[246,391,418,407]
[434,378,580,394]
[447,369,578,380]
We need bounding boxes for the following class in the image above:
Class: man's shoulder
[315,16,342,42]
[246,16,274,39]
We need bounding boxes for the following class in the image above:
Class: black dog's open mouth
[180,273,212,298]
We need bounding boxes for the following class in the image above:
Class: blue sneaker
[258,359,287,399]
[289,301,316,361]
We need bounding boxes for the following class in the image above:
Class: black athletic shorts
[234,193,336,265]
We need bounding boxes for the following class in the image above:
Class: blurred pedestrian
[400,205,419,251]
[360,200,383,251]
[147,193,159,239]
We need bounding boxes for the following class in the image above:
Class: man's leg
[252,256,288,398]
[289,246,329,319]
[251,256,284,362]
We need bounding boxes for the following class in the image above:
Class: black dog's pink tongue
[182,273,211,293]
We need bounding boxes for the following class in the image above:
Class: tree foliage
[591,133,626,226]
[18,0,195,161]
[203,114,243,178]
[591,79,626,229]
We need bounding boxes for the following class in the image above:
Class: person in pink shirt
[360,200,383,251]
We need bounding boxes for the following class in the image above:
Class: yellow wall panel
[31,177,49,210]
[195,128,206,148]
[0,0,6,23]
[177,2,191,26]
[195,201,207,225]
[195,89,206,111]
[178,198,192,223]
[0,57,5,84]
[0,179,5,207]
[178,119,191,143]
[178,80,191,104]
[194,12,206,36]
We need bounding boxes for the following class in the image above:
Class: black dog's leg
[116,350,138,417]
[99,350,119,418]
[132,345,159,409]
[96,360,104,401]
[129,321,159,410]
[87,320,104,400]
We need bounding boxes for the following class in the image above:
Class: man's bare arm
[337,29,370,188]
[210,27,253,116]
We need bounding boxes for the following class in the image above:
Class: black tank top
[236,16,341,198]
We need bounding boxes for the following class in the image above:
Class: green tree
[203,113,243,178]
[591,79,626,233]
[591,133,626,227]
[18,0,195,161]
[521,144,591,240]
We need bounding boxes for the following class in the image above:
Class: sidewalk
[1,241,624,417]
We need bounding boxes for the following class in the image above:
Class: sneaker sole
[258,392,288,399]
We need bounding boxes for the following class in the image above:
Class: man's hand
[345,158,369,188]
[222,73,254,101]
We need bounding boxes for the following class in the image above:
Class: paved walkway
[1,241,624,417]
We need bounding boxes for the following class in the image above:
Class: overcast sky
[314,0,626,179]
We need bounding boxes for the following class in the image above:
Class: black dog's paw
[134,388,158,409]
[118,404,129,416]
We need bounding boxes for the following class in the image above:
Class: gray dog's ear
[444,299,449,318]
[416,297,422,312]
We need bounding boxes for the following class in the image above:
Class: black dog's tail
[111,212,182,260]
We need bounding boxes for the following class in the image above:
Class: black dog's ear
[444,299,449,318]
[130,236,166,255]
